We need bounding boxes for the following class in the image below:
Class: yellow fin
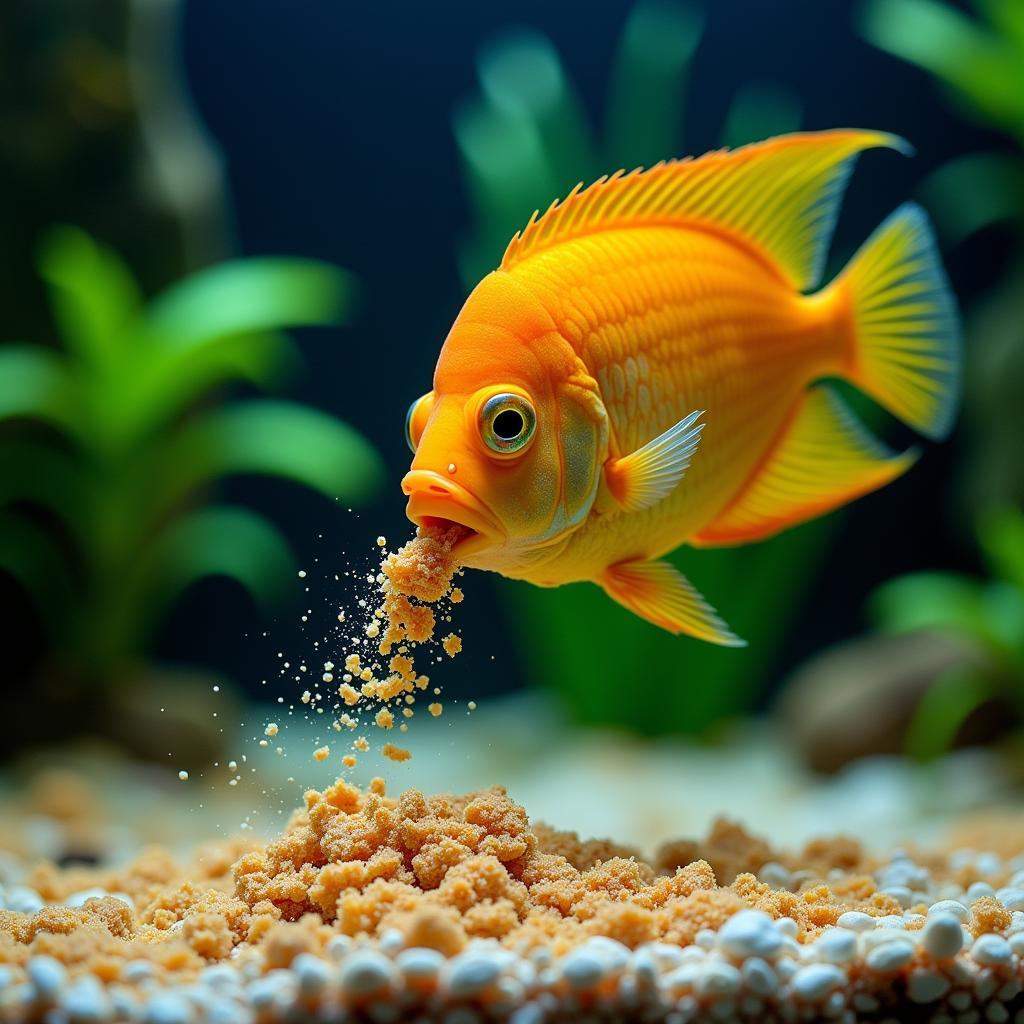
[832,202,962,440]
[601,558,745,646]
[605,409,704,512]
[693,386,917,547]
[503,130,908,290]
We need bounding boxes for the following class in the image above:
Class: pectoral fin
[604,410,704,512]
[601,558,746,646]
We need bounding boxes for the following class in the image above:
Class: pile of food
[2,777,1023,1023]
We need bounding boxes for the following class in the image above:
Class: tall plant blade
[0,346,78,434]
[0,440,87,545]
[145,258,356,349]
[151,399,384,516]
[0,509,76,638]
[36,226,142,367]
[859,0,1024,140]
[905,665,999,761]
[977,507,1024,593]
[124,504,297,650]
[606,0,704,168]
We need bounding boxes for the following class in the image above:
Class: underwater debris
[2,779,1024,1023]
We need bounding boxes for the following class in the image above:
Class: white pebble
[881,885,914,909]
[866,940,916,972]
[878,858,930,891]
[967,882,996,903]
[7,885,44,915]
[759,862,791,889]
[791,963,845,1001]
[930,900,971,921]
[997,889,1024,912]
[694,961,741,997]
[27,956,67,1000]
[61,976,110,1024]
[121,961,155,983]
[987,1004,1010,1023]
[397,947,445,979]
[812,929,857,964]
[448,953,503,995]
[695,928,717,950]
[907,968,951,1003]
[923,913,965,960]
[144,992,195,1024]
[325,935,352,962]
[1009,933,1024,956]
[717,909,783,960]
[835,911,875,932]
[339,950,394,995]
[741,958,778,996]
[292,953,330,995]
[378,928,405,955]
[559,949,604,990]
[584,936,630,972]
[976,853,1003,877]
[972,934,1012,967]
[776,917,798,938]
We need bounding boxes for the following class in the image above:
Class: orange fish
[402,131,961,645]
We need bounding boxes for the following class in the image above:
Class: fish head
[401,272,608,574]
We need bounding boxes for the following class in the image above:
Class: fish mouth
[401,470,505,560]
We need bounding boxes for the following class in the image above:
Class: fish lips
[401,470,505,560]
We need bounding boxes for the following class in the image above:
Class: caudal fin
[835,202,961,440]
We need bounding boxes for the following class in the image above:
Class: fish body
[402,131,961,643]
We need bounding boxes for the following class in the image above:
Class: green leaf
[36,226,142,366]
[721,81,803,148]
[920,153,1024,246]
[870,572,988,635]
[0,345,78,434]
[859,0,1024,140]
[606,0,704,168]
[905,665,999,761]
[145,258,356,350]
[977,506,1024,592]
[0,439,88,544]
[0,509,76,638]
[117,331,302,441]
[152,399,384,515]
[133,505,296,627]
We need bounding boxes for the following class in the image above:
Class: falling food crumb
[301,690,311,704]
[449,587,464,604]
[313,746,329,763]
[442,633,462,657]
[264,722,278,737]
[374,709,394,730]
[428,702,442,717]
[354,736,369,751]
[341,754,357,768]
[177,770,188,782]
[381,743,412,762]
[468,700,477,710]
[297,569,306,578]
[376,536,386,547]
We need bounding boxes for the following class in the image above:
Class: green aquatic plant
[451,1,841,736]
[860,0,1024,512]
[0,227,382,697]
[869,507,1024,761]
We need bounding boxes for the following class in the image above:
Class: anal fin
[602,558,746,646]
[692,385,917,547]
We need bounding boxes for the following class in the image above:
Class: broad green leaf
[151,400,384,516]
[476,29,595,190]
[905,666,1000,761]
[0,509,76,638]
[0,345,78,434]
[869,572,1018,659]
[114,331,301,440]
[607,0,704,168]
[0,439,88,545]
[36,226,142,366]
[721,81,803,149]
[145,258,355,350]
[859,0,1024,139]
[131,505,296,631]
[977,506,1024,592]
[920,153,1024,246]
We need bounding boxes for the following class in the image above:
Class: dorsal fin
[502,130,908,291]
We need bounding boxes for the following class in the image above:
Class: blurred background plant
[776,0,1024,772]
[449,0,889,737]
[0,228,382,755]
[0,1,383,758]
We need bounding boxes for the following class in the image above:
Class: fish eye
[480,393,536,455]
[405,393,433,453]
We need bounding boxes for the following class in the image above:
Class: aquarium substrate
[3,776,1024,1023]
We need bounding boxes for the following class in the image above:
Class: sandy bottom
[2,757,1024,1023]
